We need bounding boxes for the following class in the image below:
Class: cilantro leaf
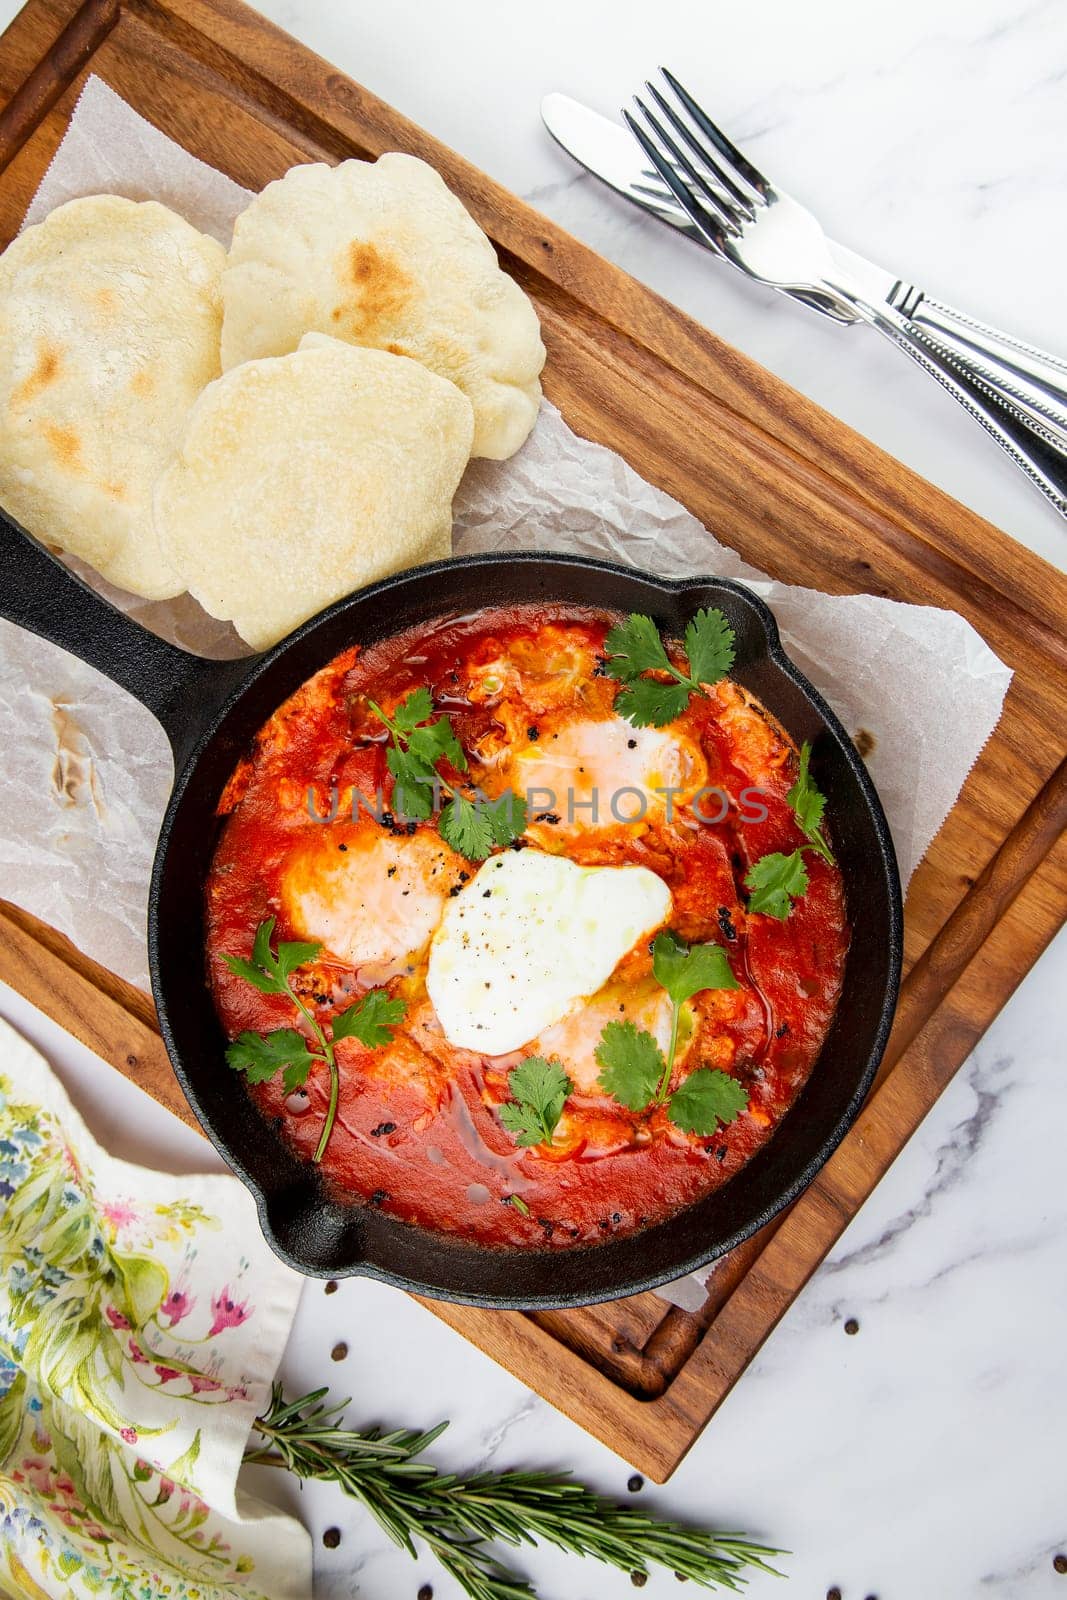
[386,745,436,820]
[274,938,325,982]
[745,850,809,919]
[595,1020,665,1111]
[597,932,750,1128]
[668,1068,749,1135]
[499,1056,573,1148]
[281,1057,315,1095]
[371,690,529,860]
[604,613,672,680]
[498,1101,548,1147]
[392,686,434,734]
[408,718,468,774]
[332,989,407,1049]
[439,723,470,774]
[482,789,528,847]
[651,930,739,1003]
[226,1027,318,1087]
[220,954,280,995]
[221,919,351,1163]
[223,920,322,994]
[511,1057,571,1125]
[440,788,528,859]
[787,742,833,864]
[439,793,494,860]
[252,916,278,974]
[614,678,690,728]
[683,607,735,687]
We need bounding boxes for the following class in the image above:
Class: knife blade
[540,92,1067,513]
[541,92,882,325]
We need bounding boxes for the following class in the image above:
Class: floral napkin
[0,1016,311,1599]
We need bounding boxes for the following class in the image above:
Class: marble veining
[820,1049,1011,1282]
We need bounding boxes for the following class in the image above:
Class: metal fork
[626,70,1067,517]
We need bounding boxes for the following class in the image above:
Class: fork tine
[621,110,737,247]
[633,95,742,227]
[644,80,757,221]
[629,98,744,238]
[659,67,771,200]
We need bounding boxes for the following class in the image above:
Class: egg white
[531,975,675,1093]
[425,847,672,1056]
[280,826,465,974]
[509,715,706,831]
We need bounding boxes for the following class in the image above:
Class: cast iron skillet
[0,511,902,1308]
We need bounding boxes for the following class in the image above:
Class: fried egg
[531,975,677,1093]
[281,826,465,974]
[426,848,672,1056]
[508,716,706,833]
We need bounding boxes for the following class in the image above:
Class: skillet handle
[0,507,245,762]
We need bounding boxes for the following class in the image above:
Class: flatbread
[153,334,474,650]
[0,195,224,599]
[221,154,544,460]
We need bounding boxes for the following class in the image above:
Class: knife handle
[866,304,1067,518]
[905,297,1067,452]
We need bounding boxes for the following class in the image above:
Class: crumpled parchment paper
[0,78,1012,1306]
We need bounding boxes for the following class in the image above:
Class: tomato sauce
[206,604,849,1249]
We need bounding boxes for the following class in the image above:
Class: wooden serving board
[1,0,1065,1484]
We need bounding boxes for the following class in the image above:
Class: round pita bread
[221,154,544,461]
[153,334,474,651]
[0,195,224,599]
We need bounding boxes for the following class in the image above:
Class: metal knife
[540,91,1067,514]
[542,92,1067,363]
[541,92,863,325]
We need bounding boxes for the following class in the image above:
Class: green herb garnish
[247,1383,786,1598]
[787,741,834,864]
[744,850,810,920]
[370,689,526,860]
[667,1069,750,1136]
[498,1056,574,1148]
[331,987,409,1048]
[743,741,833,920]
[604,608,735,727]
[595,931,747,1138]
[595,1020,665,1111]
[222,917,406,1162]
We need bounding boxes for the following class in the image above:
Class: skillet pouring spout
[0,528,902,1307]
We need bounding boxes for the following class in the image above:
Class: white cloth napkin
[0,1016,311,1599]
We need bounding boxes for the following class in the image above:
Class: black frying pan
[0,512,902,1308]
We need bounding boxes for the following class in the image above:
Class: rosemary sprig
[246,1385,785,1597]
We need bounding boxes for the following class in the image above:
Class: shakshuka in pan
[206,602,849,1249]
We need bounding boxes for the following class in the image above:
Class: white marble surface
[1,0,1066,1595]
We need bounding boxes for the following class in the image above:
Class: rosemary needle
[246,1385,785,1598]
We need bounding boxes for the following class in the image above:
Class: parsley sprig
[595,931,749,1137]
[787,741,834,864]
[370,689,526,861]
[744,851,809,919]
[222,917,406,1162]
[744,742,834,920]
[498,1057,574,1148]
[604,608,736,728]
